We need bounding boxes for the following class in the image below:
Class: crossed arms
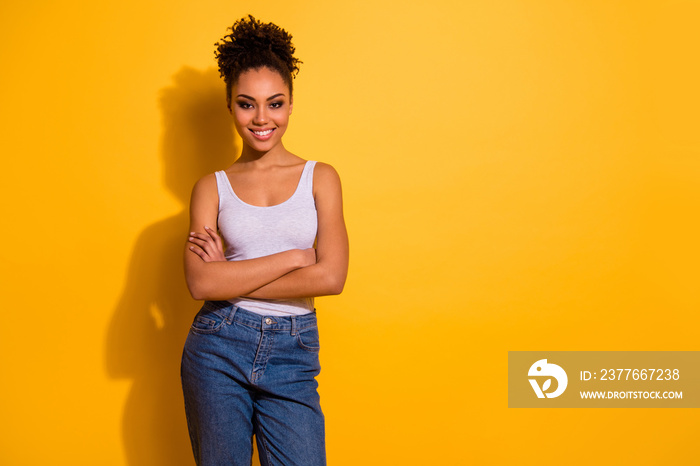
[184,163,349,301]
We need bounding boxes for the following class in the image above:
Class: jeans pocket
[190,304,229,335]
[296,327,320,353]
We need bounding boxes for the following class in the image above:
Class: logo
[528,359,568,398]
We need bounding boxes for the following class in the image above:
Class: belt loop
[291,316,297,336]
[227,305,237,325]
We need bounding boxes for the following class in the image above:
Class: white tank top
[214,161,317,316]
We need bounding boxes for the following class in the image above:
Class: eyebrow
[236,93,286,101]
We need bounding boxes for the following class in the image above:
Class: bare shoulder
[192,173,219,199]
[313,162,342,193]
[189,173,220,221]
[192,172,218,194]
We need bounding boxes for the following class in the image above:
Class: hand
[299,248,317,268]
[188,226,227,262]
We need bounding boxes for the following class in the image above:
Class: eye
[236,101,253,109]
[270,101,284,109]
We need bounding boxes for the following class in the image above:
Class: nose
[253,106,269,125]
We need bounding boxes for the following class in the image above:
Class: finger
[188,245,209,261]
[189,231,213,241]
[204,226,223,247]
[188,238,219,259]
[190,231,217,246]
[188,236,212,249]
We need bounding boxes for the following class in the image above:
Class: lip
[249,128,275,141]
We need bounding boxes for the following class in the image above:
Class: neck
[237,142,291,166]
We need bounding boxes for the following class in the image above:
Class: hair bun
[215,15,302,103]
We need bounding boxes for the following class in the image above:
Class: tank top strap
[214,170,231,201]
[299,161,317,196]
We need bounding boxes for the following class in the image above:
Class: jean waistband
[201,300,317,334]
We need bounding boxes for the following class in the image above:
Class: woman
[181,15,348,466]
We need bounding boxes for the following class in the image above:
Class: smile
[251,129,274,137]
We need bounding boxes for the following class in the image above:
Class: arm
[244,162,349,299]
[184,173,314,301]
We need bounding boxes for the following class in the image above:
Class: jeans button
[265,318,272,325]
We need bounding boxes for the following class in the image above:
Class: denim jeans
[181,301,326,466]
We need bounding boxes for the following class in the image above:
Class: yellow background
[1,1,698,464]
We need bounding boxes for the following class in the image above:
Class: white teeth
[253,129,273,136]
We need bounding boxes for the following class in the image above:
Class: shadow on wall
[105,66,251,465]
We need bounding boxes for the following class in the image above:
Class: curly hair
[215,15,302,108]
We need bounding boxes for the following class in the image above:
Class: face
[230,67,293,153]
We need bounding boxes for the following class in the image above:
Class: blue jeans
[181,301,326,465]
